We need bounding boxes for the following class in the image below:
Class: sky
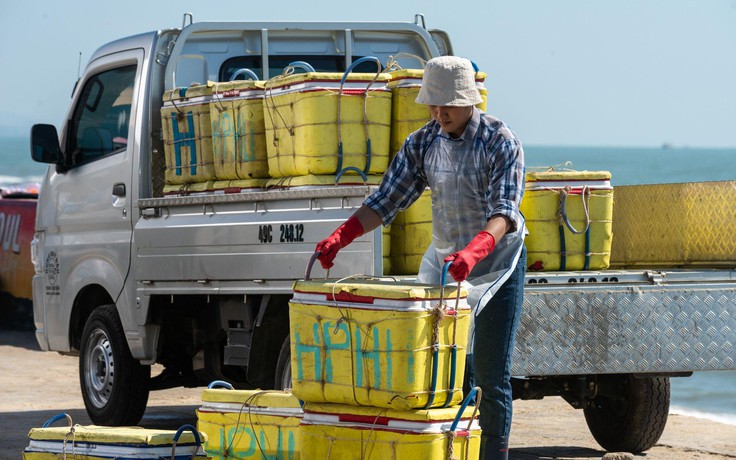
[1,0,735,147]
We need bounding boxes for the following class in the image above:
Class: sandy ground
[1,329,734,460]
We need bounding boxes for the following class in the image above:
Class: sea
[2,135,735,425]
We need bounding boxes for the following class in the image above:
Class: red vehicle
[0,184,37,329]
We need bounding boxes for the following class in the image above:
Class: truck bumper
[32,274,49,351]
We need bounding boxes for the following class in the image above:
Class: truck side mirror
[30,124,64,165]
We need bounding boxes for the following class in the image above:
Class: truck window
[220,56,375,80]
[67,65,136,166]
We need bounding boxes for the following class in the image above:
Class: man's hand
[315,216,364,269]
[444,231,496,282]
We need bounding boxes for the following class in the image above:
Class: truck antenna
[77,52,82,79]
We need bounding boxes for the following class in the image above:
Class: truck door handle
[112,183,126,197]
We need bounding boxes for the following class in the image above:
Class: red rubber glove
[444,231,496,282]
[315,216,364,269]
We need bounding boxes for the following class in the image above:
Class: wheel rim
[83,328,115,408]
[591,377,631,424]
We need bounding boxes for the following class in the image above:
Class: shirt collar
[437,106,481,142]
[460,107,481,142]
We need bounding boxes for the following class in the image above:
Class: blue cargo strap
[229,68,259,81]
[441,261,461,408]
[170,424,202,460]
[450,386,482,432]
[445,386,482,459]
[42,412,73,428]
[424,261,461,410]
[207,379,234,389]
[335,166,368,185]
[286,61,316,73]
[41,413,76,458]
[558,185,592,270]
[337,56,382,176]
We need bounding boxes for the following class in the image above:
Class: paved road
[2,330,734,459]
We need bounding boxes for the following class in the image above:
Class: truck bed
[135,186,381,294]
[518,268,736,375]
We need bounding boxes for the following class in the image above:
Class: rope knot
[333,316,346,335]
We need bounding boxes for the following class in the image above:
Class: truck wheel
[274,336,292,390]
[583,375,670,453]
[79,304,151,425]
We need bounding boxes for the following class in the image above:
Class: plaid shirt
[365,108,525,235]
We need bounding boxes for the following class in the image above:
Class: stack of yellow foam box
[161,79,270,196]
[161,84,218,195]
[521,170,614,271]
[289,278,482,459]
[209,80,270,193]
[262,58,392,189]
[196,384,303,459]
[24,413,206,459]
[388,188,433,275]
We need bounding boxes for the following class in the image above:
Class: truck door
[41,49,142,351]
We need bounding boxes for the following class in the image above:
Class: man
[315,56,526,460]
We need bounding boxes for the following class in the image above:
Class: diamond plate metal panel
[610,181,736,267]
[512,286,736,376]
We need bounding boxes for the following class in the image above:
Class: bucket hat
[415,56,482,106]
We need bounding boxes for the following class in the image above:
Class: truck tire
[583,375,670,453]
[79,304,151,425]
[274,336,292,390]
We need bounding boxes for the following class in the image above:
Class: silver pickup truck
[29,13,735,454]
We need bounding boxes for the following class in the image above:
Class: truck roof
[87,30,170,65]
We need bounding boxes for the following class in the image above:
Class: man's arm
[482,214,513,244]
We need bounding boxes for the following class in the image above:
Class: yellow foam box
[24,423,205,460]
[162,84,217,184]
[289,279,470,410]
[163,181,215,196]
[265,173,383,189]
[610,181,736,268]
[196,388,302,459]
[212,178,267,194]
[388,188,433,275]
[521,170,614,271]
[387,69,488,160]
[263,72,392,178]
[382,226,392,275]
[210,80,270,180]
[300,402,481,460]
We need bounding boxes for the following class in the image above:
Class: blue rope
[450,386,480,431]
[559,223,567,271]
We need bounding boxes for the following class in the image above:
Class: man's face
[429,105,474,138]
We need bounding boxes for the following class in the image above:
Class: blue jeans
[466,245,526,437]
